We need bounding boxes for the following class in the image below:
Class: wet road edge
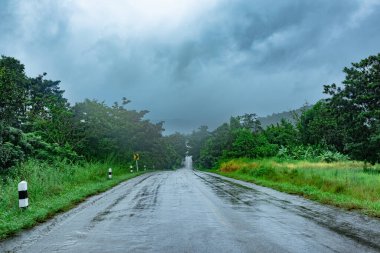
[195,170,380,250]
[0,172,154,248]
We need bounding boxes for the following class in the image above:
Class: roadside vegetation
[0,160,144,239]
[215,158,380,217]
[0,56,186,238]
[188,53,380,215]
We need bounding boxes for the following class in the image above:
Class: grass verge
[0,160,146,240]
[212,158,380,217]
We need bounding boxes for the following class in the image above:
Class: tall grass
[0,160,144,239]
[217,158,380,217]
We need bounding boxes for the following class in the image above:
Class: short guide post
[18,181,28,208]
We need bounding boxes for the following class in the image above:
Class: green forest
[0,56,187,172]
[188,53,380,167]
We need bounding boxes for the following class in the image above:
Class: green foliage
[24,133,81,162]
[277,145,349,162]
[0,159,144,239]
[217,159,380,217]
[236,113,262,133]
[228,128,257,158]
[188,125,210,163]
[196,116,277,169]
[277,145,316,160]
[0,124,28,169]
[70,99,181,169]
[198,123,231,169]
[194,53,380,168]
[164,132,187,167]
[0,122,82,171]
[0,56,184,171]
[264,119,300,147]
[318,150,350,163]
[298,101,343,151]
[253,134,278,158]
[247,166,276,178]
[323,53,380,163]
[0,56,28,126]
[227,129,277,159]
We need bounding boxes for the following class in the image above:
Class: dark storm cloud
[166,0,358,74]
[1,0,380,133]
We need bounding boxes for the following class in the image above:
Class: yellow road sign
[133,153,140,161]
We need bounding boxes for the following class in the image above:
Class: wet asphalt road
[1,167,380,252]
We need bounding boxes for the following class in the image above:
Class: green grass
[213,158,380,217]
[0,160,146,239]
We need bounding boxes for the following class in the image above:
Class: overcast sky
[1,0,380,133]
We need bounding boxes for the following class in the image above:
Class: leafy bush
[0,142,26,170]
[0,123,81,171]
[277,145,349,162]
[253,135,278,158]
[318,150,349,163]
[24,133,81,162]
[0,124,29,170]
[226,129,278,159]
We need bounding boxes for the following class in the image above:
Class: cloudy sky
[1,0,380,133]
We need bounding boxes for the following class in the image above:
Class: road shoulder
[196,170,380,250]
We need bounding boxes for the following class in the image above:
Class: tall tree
[265,118,300,147]
[297,101,343,150]
[0,56,28,126]
[237,113,262,133]
[323,53,380,163]
[24,74,72,145]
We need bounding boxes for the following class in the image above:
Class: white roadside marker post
[144,165,146,171]
[18,181,29,209]
[108,168,112,179]
[130,165,133,173]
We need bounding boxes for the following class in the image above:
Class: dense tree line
[189,53,380,167]
[0,56,186,171]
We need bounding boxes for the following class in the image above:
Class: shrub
[0,124,81,171]
[0,125,29,170]
[276,145,349,162]
[0,142,26,170]
[25,133,81,162]
[318,150,349,163]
